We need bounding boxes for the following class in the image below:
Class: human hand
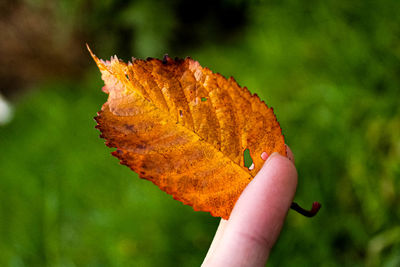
[202,146,297,266]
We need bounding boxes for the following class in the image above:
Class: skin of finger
[285,144,295,164]
[204,145,294,265]
[202,153,297,267]
[203,219,228,263]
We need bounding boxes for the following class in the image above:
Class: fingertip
[260,152,298,192]
[265,151,279,164]
[234,151,298,227]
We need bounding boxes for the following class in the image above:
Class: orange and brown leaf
[89,46,286,219]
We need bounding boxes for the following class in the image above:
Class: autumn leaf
[88,46,319,219]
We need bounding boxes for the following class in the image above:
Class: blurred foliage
[1,0,399,266]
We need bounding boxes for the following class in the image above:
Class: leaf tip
[86,43,96,60]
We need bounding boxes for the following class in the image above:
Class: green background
[0,0,399,266]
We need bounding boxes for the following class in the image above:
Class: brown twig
[290,201,321,217]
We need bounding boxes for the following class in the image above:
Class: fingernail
[260,152,268,161]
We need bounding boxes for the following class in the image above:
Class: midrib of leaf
[127,60,251,178]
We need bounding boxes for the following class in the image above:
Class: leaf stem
[290,201,321,217]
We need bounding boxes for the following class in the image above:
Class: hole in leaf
[179,110,183,117]
[125,74,129,80]
[243,148,254,170]
[201,97,207,102]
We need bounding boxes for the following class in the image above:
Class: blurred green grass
[1,0,400,266]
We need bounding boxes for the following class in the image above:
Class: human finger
[202,152,297,266]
